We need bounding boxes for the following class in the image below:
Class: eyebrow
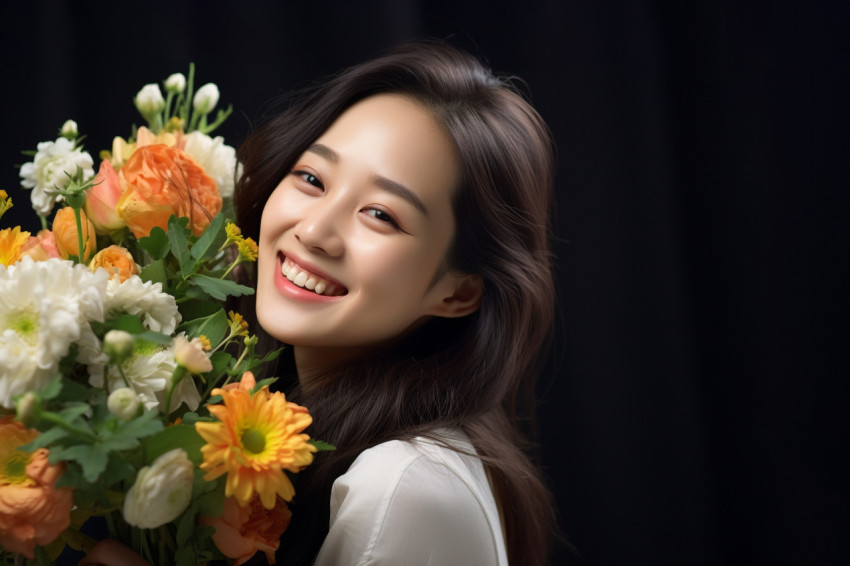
[306,143,429,216]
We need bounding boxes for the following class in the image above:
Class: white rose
[107,387,140,421]
[123,448,194,528]
[192,83,219,115]
[182,131,239,198]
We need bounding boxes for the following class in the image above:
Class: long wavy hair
[235,41,556,566]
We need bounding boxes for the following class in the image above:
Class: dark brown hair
[235,41,556,566]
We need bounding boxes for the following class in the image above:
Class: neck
[293,345,368,391]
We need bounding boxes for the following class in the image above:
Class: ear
[426,272,484,318]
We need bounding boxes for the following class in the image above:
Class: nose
[294,198,346,258]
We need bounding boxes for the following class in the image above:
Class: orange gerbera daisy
[195,372,317,509]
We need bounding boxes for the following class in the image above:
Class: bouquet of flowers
[0,66,330,565]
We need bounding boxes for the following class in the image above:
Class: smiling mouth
[280,256,348,296]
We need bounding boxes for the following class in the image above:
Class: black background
[1,2,848,565]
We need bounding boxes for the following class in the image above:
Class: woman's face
[257,94,476,360]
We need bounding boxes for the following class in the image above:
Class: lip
[273,251,347,303]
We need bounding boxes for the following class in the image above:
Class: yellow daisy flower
[227,310,249,337]
[0,227,31,266]
[236,237,258,262]
[195,372,317,509]
[224,222,243,244]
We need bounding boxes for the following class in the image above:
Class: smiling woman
[231,41,557,566]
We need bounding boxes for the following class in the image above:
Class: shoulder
[314,433,508,566]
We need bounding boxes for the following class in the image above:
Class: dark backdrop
[1,2,847,565]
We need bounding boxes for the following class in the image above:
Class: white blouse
[313,431,509,566]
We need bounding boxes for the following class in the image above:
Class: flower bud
[173,335,213,374]
[123,448,194,528]
[104,329,135,363]
[107,387,140,421]
[192,83,220,115]
[134,83,166,117]
[164,73,186,94]
[60,120,79,140]
[15,392,42,428]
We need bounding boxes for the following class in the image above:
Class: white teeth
[281,257,342,296]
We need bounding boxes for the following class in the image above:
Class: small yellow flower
[237,237,258,262]
[0,190,13,220]
[227,310,249,337]
[195,372,317,509]
[198,335,212,351]
[0,227,31,266]
[224,222,243,245]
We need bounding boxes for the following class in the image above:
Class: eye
[362,207,401,229]
[292,170,324,190]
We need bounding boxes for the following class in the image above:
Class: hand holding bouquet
[0,66,331,565]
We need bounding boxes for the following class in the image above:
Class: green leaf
[134,330,172,345]
[39,375,63,400]
[57,402,92,422]
[137,226,170,259]
[252,377,279,392]
[112,410,164,443]
[175,502,199,548]
[139,258,167,285]
[308,439,337,451]
[190,275,254,301]
[19,426,69,451]
[50,444,109,483]
[92,313,144,335]
[190,213,227,263]
[179,309,228,345]
[167,216,192,275]
[142,424,205,464]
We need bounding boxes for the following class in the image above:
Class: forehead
[314,94,459,204]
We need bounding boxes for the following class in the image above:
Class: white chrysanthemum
[104,276,181,334]
[88,334,201,413]
[19,137,95,216]
[182,131,240,199]
[0,257,108,408]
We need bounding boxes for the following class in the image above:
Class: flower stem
[41,411,97,442]
[220,257,242,279]
[73,207,85,263]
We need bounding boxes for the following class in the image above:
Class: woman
[86,41,556,566]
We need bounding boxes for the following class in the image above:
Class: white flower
[173,335,212,374]
[134,83,165,117]
[0,257,108,408]
[60,119,78,139]
[107,387,140,420]
[103,329,134,362]
[164,73,186,94]
[88,334,200,413]
[19,137,95,216]
[104,276,181,334]
[182,131,240,198]
[193,83,219,115]
[123,448,194,528]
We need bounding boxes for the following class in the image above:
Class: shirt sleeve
[313,441,502,566]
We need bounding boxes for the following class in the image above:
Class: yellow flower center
[1,450,34,485]
[241,428,266,454]
[7,310,39,343]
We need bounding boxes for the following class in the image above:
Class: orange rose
[201,496,291,566]
[52,206,97,262]
[84,160,126,235]
[20,229,61,261]
[0,416,73,559]
[89,245,139,282]
[117,144,222,238]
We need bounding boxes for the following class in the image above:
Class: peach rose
[201,496,291,565]
[89,245,139,282]
[52,206,97,262]
[110,126,186,169]
[84,160,126,235]
[0,416,73,559]
[116,144,222,238]
[20,229,61,261]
